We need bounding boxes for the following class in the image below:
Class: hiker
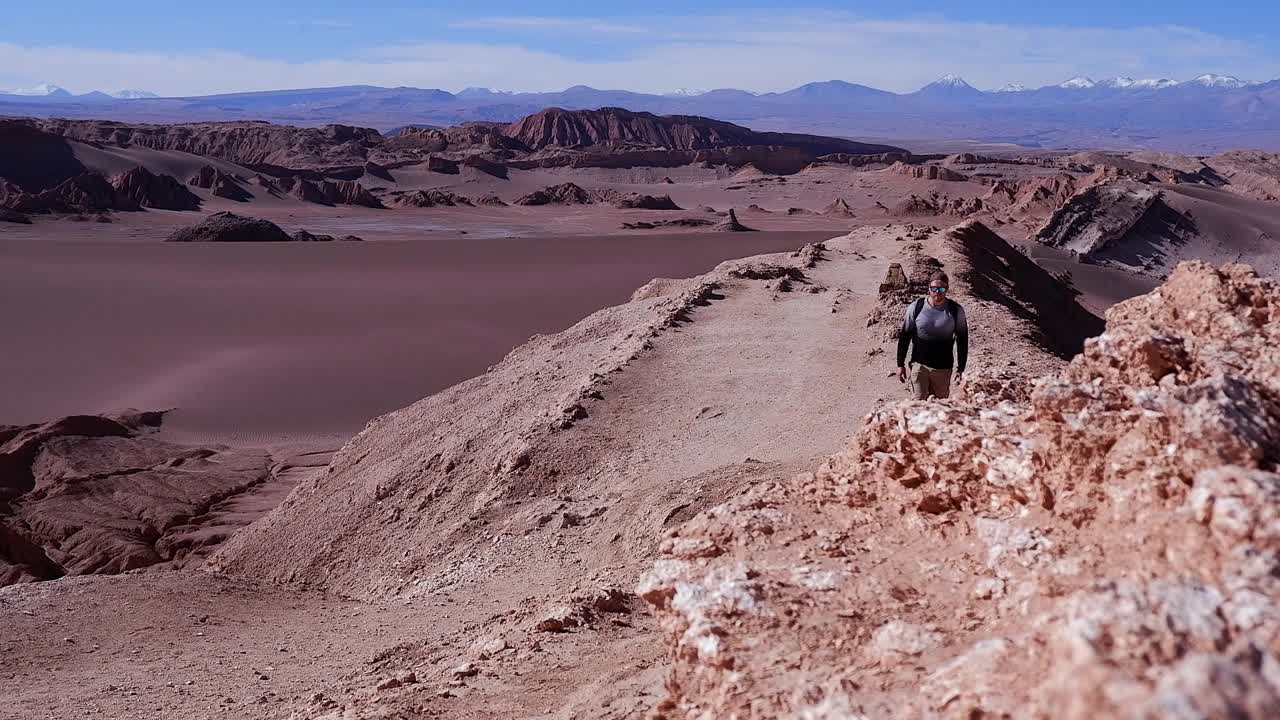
[896,271,968,399]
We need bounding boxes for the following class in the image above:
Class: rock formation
[502,107,903,156]
[711,208,755,232]
[614,193,681,210]
[110,166,202,210]
[425,155,460,174]
[475,193,507,207]
[1036,181,1198,274]
[189,165,253,201]
[165,212,294,242]
[275,177,382,208]
[291,230,364,242]
[513,182,595,206]
[887,161,970,181]
[386,189,474,208]
[639,257,1279,719]
[0,411,280,585]
[822,198,856,217]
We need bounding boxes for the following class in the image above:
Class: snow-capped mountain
[111,90,159,99]
[915,74,983,97]
[3,83,71,97]
[1185,74,1247,89]
[1058,77,1097,89]
[666,88,708,97]
[1097,77,1178,90]
[993,83,1028,93]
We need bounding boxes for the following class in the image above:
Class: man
[896,271,968,399]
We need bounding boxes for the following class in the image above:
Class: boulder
[165,212,294,242]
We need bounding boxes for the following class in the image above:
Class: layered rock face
[886,161,969,181]
[639,261,1280,719]
[0,412,271,585]
[189,165,253,201]
[504,107,903,156]
[38,119,385,169]
[110,166,202,210]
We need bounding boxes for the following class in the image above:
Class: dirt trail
[1,224,1054,719]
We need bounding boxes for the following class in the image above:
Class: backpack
[910,297,959,336]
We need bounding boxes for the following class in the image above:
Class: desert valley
[2,55,1280,720]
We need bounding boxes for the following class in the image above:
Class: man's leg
[911,364,931,400]
[930,369,954,399]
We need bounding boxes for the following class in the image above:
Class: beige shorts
[911,364,953,400]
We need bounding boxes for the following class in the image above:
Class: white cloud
[0,14,1275,96]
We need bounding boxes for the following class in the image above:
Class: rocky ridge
[639,258,1280,718]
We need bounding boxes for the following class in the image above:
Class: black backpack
[909,297,959,336]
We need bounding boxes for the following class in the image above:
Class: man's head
[927,271,949,307]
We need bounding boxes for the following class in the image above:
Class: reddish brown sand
[0,231,837,442]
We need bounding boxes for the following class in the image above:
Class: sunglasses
[928,286,948,293]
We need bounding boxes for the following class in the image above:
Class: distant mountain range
[2,74,1278,153]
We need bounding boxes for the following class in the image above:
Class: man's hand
[954,371,964,387]
[897,366,907,383]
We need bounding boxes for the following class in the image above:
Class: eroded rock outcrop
[0,411,275,585]
[275,177,382,208]
[165,212,294,242]
[513,182,595,206]
[640,260,1280,719]
[110,166,202,210]
[1036,181,1198,274]
[887,161,970,182]
[386,189,473,208]
[189,165,253,202]
[711,208,755,232]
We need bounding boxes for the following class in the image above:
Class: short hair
[928,271,949,287]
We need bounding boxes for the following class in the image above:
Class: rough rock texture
[614,193,681,210]
[0,411,282,585]
[275,177,382,208]
[639,260,1280,719]
[38,119,385,170]
[513,182,595,206]
[888,194,983,218]
[1206,150,1280,203]
[1036,181,1198,274]
[188,165,253,202]
[426,155,460,174]
[503,107,903,156]
[1,172,137,214]
[109,166,202,211]
[475,192,507,207]
[887,161,969,182]
[165,212,294,242]
[386,189,474,208]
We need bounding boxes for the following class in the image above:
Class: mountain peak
[1059,77,1097,89]
[666,88,707,97]
[918,75,979,95]
[993,83,1028,93]
[3,83,71,97]
[111,89,159,99]
[1188,74,1246,89]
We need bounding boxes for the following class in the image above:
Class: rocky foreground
[1,221,1276,719]
[640,261,1280,718]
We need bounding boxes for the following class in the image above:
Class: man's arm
[955,305,969,374]
[896,304,913,368]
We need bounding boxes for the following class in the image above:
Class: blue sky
[2,1,1277,95]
